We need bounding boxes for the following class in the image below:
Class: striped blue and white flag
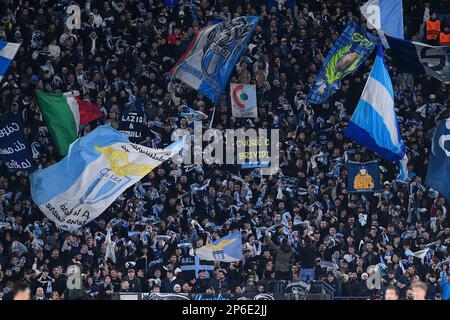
[345,42,407,176]
[30,125,184,231]
[0,41,20,82]
[361,0,404,47]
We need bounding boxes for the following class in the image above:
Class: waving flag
[36,91,103,156]
[426,118,450,201]
[0,41,20,83]
[345,42,406,163]
[196,232,242,262]
[230,83,257,118]
[170,16,258,103]
[361,0,404,47]
[308,21,377,104]
[386,36,450,84]
[104,228,116,264]
[405,248,430,262]
[180,105,208,122]
[30,125,184,231]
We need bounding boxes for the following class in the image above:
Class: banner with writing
[118,112,145,143]
[0,115,35,171]
[347,160,380,193]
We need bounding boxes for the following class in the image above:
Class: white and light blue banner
[361,0,404,47]
[345,42,406,162]
[196,232,243,262]
[426,118,450,201]
[386,35,450,84]
[30,125,183,231]
[0,41,20,83]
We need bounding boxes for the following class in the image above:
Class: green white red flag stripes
[36,91,103,156]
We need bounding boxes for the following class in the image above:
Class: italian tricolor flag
[36,91,103,156]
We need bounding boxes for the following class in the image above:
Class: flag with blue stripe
[170,17,258,103]
[0,41,20,83]
[361,0,404,46]
[180,105,208,122]
[345,42,406,162]
[426,118,450,201]
[386,35,450,84]
[195,232,242,262]
[30,125,184,231]
[307,21,377,104]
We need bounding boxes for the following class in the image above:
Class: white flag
[105,228,116,264]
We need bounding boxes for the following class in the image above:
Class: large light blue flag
[361,0,404,46]
[345,42,406,163]
[195,232,242,262]
[30,125,184,231]
[0,41,20,82]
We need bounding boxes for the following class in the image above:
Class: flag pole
[209,104,217,129]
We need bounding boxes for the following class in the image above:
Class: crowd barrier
[111,281,370,301]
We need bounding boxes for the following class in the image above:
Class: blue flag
[361,0,404,45]
[180,105,208,122]
[347,161,380,193]
[308,20,377,104]
[0,115,35,171]
[0,41,20,83]
[195,232,243,262]
[426,118,450,201]
[386,35,450,84]
[171,17,258,103]
[345,42,406,162]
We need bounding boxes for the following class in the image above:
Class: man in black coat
[297,238,317,282]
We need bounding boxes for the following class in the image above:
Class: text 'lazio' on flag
[29,125,185,232]
[345,42,406,162]
[195,232,243,262]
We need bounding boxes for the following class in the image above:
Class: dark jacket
[265,236,293,273]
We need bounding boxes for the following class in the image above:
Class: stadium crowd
[1,0,450,300]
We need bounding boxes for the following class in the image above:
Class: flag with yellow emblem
[30,125,184,232]
[195,232,243,262]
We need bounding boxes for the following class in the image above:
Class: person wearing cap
[193,269,210,293]
[35,266,53,298]
[324,272,342,297]
[161,269,180,293]
[211,269,229,293]
[124,268,142,293]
